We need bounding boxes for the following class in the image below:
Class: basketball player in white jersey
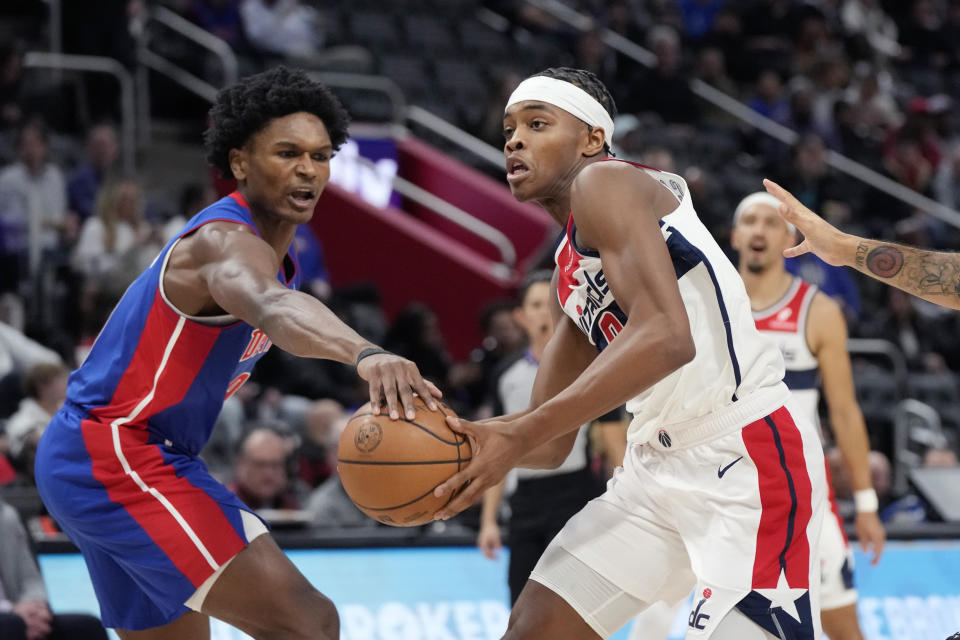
[732,192,886,640]
[433,67,827,640]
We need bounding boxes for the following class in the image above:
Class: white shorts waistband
[641,383,791,451]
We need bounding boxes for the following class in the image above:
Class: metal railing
[522,0,960,230]
[848,338,908,395]
[310,72,407,124]
[22,52,136,174]
[406,105,504,170]
[892,398,947,495]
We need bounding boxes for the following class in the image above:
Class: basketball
[337,397,471,527]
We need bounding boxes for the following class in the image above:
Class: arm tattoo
[865,246,903,278]
[855,242,869,268]
[902,253,960,297]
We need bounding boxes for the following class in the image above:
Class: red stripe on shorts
[743,406,814,589]
[81,421,246,587]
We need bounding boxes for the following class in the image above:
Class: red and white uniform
[531,162,827,640]
[754,277,858,610]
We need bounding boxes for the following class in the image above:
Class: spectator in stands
[840,0,900,61]
[676,0,725,42]
[295,399,344,490]
[695,46,740,129]
[240,0,324,60]
[230,427,305,511]
[0,320,62,418]
[0,497,108,640]
[293,224,332,301]
[66,124,120,223]
[71,177,159,285]
[748,69,791,125]
[160,182,216,244]
[0,119,70,291]
[859,288,956,372]
[624,25,700,125]
[4,363,68,484]
[898,0,951,93]
[0,43,25,133]
[384,304,452,390]
[477,70,522,149]
[186,0,247,52]
[575,30,619,100]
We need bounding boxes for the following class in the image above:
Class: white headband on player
[733,192,796,234]
[506,76,615,144]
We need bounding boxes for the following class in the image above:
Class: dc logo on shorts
[658,429,672,448]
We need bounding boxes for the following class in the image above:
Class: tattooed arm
[763,179,960,311]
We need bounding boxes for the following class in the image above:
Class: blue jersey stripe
[783,368,819,390]
[661,223,742,401]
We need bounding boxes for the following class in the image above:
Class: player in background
[764,179,960,311]
[33,67,440,640]
[476,270,601,605]
[435,67,827,640]
[732,192,885,640]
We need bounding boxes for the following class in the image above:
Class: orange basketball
[337,397,471,527]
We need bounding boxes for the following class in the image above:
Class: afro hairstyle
[204,66,351,179]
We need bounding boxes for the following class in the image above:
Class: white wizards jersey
[753,277,821,430]
[554,161,787,444]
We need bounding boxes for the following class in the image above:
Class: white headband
[506,76,615,144]
[733,192,795,234]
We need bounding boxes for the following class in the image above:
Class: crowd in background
[0,0,959,539]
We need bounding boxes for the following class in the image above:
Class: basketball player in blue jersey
[434,67,828,640]
[732,192,885,640]
[33,66,440,640]
[764,179,960,311]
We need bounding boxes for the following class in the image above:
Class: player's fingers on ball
[368,382,382,415]
[412,377,439,410]
[380,373,400,419]
[434,469,467,498]
[425,379,443,400]
[398,381,417,420]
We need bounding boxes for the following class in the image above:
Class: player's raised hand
[433,417,522,520]
[763,178,855,267]
[855,510,886,565]
[356,352,442,420]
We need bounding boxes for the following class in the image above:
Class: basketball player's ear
[229,147,248,182]
[583,124,606,157]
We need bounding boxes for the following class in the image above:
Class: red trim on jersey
[600,158,661,172]
[824,457,849,545]
[557,216,579,308]
[90,293,220,425]
[743,406,814,589]
[80,421,246,587]
[754,280,812,333]
[228,191,248,208]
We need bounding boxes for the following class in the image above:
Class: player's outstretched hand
[432,417,522,521]
[356,353,442,420]
[855,510,886,565]
[763,178,854,267]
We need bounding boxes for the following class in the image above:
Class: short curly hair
[204,66,351,179]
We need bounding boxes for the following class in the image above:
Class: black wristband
[355,347,391,367]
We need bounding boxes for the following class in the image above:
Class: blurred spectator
[883,131,934,194]
[898,0,951,93]
[695,46,740,129]
[575,30,619,98]
[240,0,324,59]
[859,288,957,372]
[676,0,726,42]
[4,363,68,483]
[71,177,158,284]
[0,43,25,132]
[305,410,375,528]
[0,498,108,640]
[840,0,900,61]
[0,320,62,417]
[934,144,960,210]
[66,124,120,223]
[230,427,304,511]
[384,304,452,389]
[295,399,345,489]
[161,182,216,244]
[843,63,900,136]
[0,119,70,291]
[293,224,332,301]
[785,77,838,148]
[625,25,700,125]
[747,69,790,125]
[186,0,247,52]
